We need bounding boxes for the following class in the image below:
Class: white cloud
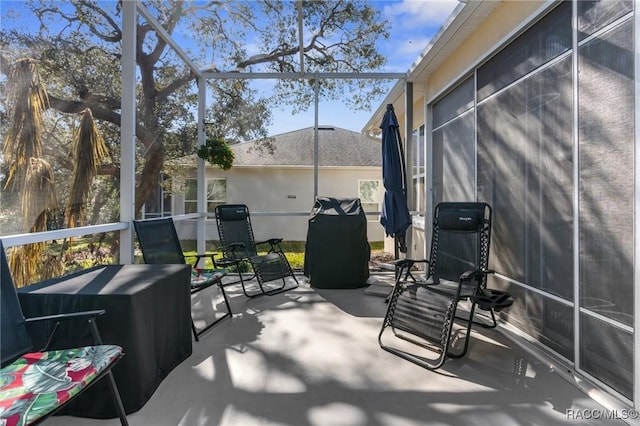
[382,0,459,29]
[374,0,459,71]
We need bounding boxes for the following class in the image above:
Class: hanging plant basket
[197,137,234,170]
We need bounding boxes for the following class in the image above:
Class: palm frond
[8,244,45,288]
[41,253,64,281]
[22,157,58,233]
[66,108,109,228]
[3,58,49,191]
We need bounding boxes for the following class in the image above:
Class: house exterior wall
[405,2,546,261]
[174,166,385,243]
[389,0,636,408]
[425,1,545,102]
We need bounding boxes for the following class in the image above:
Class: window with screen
[184,178,227,213]
[358,179,382,218]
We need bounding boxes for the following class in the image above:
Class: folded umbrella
[380,104,411,253]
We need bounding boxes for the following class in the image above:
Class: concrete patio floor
[44,274,627,426]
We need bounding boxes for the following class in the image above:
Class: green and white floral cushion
[190,268,226,289]
[0,345,122,426]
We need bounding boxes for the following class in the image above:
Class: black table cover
[17,264,192,418]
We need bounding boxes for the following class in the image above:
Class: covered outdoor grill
[304,197,370,289]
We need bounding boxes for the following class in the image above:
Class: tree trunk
[135,135,163,214]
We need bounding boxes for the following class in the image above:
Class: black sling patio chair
[133,217,231,341]
[378,202,513,370]
[0,241,129,426]
[214,204,299,298]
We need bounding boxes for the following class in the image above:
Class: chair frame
[1,242,128,426]
[215,204,298,298]
[378,202,513,370]
[133,218,232,340]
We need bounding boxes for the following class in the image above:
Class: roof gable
[232,126,382,167]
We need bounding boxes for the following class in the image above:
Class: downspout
[405,81,414,256]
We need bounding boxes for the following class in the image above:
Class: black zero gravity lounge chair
[133,217,232,341]
[0,241,129,426]
[214,204,298,298]
[378,202,513,370]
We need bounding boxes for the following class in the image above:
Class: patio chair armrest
[459,269,495,282]
[392,259,429,283]
[217,242,246,256]
[220,242,245,250]
[185,252,219,268]
[256,238,284,251]
[393,258,428,269]
[25,309,106,324]
[25,310,107,351]
[185,253,215,259]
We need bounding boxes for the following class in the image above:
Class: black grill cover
[304,197,370,288]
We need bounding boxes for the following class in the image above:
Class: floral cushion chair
[0,241,128,426]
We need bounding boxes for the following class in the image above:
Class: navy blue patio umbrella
[380,104,411,254]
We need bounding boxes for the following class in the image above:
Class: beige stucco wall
[425,1,546,102]
[396,1,548,262]
[174,165,386,244]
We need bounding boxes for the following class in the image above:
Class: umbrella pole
[393,236,401,283]
[394,235,399,259]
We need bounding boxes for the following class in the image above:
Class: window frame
[184,177,227,214]
[358,178,382,219]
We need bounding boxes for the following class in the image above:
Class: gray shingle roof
[232,126,382,167]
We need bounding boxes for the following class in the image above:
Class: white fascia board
[361,1,493,135]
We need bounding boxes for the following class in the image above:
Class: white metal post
[197,78,207,258]
[571,0,581,374]
[314,73,319,200]
[120,0,137,264]
[633,0,640,410]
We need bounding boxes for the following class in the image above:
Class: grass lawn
[183,241,385,270]
[31,239,385,277]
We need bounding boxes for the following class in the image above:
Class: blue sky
[266,0,459,136]
[1,0,459,137]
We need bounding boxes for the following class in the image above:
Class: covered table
[17,264,192,418]
[304,197,370,288]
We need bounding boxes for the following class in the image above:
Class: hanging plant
[196,137,234,171]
